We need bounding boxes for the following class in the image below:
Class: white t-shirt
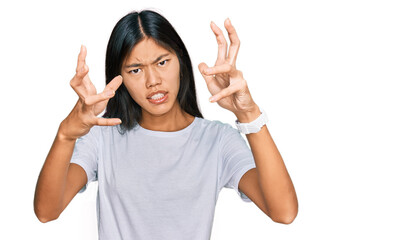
[70,116,256,240]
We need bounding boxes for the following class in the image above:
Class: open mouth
[147,92,168,104]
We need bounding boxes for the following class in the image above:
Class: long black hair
[102,10,204,133]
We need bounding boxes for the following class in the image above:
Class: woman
[34,9,298,239]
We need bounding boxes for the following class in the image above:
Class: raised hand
[198,18,257,115]
[59,45,123,141]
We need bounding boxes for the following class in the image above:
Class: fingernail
[209,96,216,102]
[106,90,115,97]
[205,68,212,74]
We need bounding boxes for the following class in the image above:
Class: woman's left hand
[198,18,258,116]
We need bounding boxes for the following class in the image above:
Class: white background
[1,0,414,239]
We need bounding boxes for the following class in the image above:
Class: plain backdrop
[1,0,414,239]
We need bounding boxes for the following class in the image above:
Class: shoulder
[88,124,130,137]
[196,117,240,138]
[78,125,122,143]
[197,117,232,129]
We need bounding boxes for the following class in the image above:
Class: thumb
[198,62,216,86]
[198,62,208,72]
[198,62,224,103]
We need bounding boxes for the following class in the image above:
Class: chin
[142,102,175,116]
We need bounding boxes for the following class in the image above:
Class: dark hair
[103,10,204,133]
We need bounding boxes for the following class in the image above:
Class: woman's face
[121,38,181,118]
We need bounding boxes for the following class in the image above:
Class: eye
[158,59,169,66]
[129,68,141,74]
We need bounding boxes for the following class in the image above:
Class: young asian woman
[34,9,298,240]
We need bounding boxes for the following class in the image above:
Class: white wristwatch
[235,107,268,134]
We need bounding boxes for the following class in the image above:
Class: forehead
[125,38,174,63]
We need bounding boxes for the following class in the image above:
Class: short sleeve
[219,124,256,203]
[70,126,99,194]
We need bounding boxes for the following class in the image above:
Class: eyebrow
[125,53,170,68]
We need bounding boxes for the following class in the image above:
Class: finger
[210,21,228,65]
[93,117,122,126]
[75,47,97,95]
[83,69,98,96]
[70,74,89,99]
[198,62,222,94]
[73,64,89,86]
[209,83,240,103]
[84,89,115,106]
[203,63,234,76]
[198,62,215,84]
[73,50,97,97]
[91,75,123,115]
[70,46,89,97]
[76,45,87,73]
[70,77,88,99]
[224,18,240,66]
[104,75,123,92]
[74,46,89,84]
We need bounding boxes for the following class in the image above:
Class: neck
[139,101,195,132]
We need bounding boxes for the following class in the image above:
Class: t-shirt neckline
[135,116,200,137]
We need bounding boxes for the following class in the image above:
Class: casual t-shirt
[70,116,256,240]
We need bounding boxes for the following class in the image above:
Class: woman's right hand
[59,45,123,141]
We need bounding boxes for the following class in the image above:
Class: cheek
[169,64,181,90]
[123,80,134,94]
[123,79,145,101]
[168,74,180,95]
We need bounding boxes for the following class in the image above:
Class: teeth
[150,93,165,100]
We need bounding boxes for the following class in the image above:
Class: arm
[34,120,87,223]
[33,46,123,223]
[198,19,298,224]
[236,105,298,224]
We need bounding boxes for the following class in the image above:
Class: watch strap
[235,107,268,134]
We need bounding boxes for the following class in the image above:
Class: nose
[145,68,161,88]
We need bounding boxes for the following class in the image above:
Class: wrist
[234,104,261,123]
[235,106,268,134]
[57,120,77,142]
